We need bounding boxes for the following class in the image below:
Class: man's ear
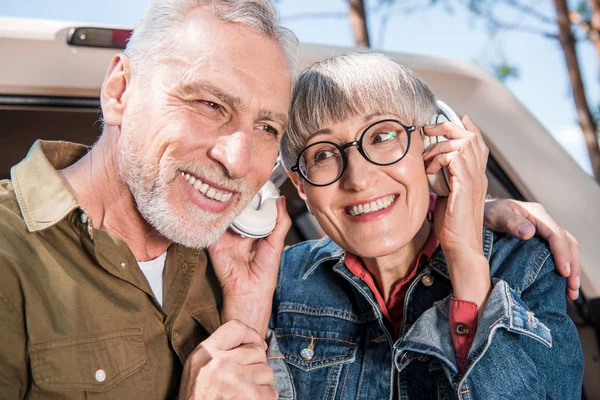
[101,54,132,126]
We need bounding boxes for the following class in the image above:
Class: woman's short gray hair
[281,52,438,170]
[125,0,298,77]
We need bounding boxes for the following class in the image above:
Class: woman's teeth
[348,195,397,216]
[181,171,233,202]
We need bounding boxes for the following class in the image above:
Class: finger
[422,138,466,160]
[566,231,581,298]
[484,209,536,240]
[423,121,473,140]
[249,384,278,400]
[240,363,275,386]
[459,115,488,167]
[461,115,481,134]
[423,136,487,175]
[229,343,269,365]
[426,151,470,180]
[266,196,291,246]
[536,223,571,280]
[203,320,267,351]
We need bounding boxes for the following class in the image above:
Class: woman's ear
[287,170,306,201]
[287,171,313,213]
[101,54,132,127]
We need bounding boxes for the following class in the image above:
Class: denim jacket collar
[302,227,494,281]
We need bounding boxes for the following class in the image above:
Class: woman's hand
[208,196,291,337]
[423,116,491,309]
[483,198,581,299]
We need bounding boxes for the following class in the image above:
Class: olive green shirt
[0,140,223,399]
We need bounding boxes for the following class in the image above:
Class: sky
[1,0,597,175]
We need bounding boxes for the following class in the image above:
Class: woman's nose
[341,147,379,191]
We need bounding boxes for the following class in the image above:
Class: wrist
[446,252,492,310]
[221,294,273,338]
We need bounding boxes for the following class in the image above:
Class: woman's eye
[372,131,397,144]
[314,150,335,162]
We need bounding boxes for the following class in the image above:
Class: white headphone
[422,100,465,197]
[229,159,287,239]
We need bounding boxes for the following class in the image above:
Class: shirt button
[398,352,410,365]
[421,274,434,287]
[455,323,470,336]
[95,368,106,382]
[80,212,88,224]
[120,262,126,268]
[300,347,314,361]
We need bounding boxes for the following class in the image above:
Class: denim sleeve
[460,255,583,399]
[395,249,583,399]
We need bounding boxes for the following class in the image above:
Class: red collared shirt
[344,193,477,374]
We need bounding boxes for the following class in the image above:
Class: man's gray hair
[125,0,298,76]
[280,52,438,170]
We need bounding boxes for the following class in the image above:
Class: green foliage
[493,64,520,82]
[575,0,591,19]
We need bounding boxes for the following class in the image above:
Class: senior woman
[258,52,583,399]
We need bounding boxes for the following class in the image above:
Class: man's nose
[341,148,378,191]
[209,129,252,179]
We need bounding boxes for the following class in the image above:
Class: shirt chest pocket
[29,328,147,393]
[275,327,358,370]
[274,327,359,400]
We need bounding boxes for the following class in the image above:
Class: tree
[466,0,600,183]
[281,0,600,184]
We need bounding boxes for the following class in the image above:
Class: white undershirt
[138,252,167,306]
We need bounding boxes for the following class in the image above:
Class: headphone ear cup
[230,181,279,238]
[424,119,451,197]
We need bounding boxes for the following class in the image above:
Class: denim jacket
[267,228,583,399]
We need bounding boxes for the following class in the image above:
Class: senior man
[0,0,581,399]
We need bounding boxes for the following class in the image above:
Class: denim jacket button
[455,323,469,336]
[421,274,434,287]
[300,347,315,361]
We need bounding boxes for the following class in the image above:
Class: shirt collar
[11,140,89,233]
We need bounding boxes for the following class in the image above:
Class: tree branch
[469,4,558,38]
[500,0,556,24]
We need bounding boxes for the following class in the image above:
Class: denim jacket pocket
[274,327,358,371]
[29,328,147,393]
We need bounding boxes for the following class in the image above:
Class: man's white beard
[117,130,253,249]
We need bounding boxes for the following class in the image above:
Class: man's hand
[179,320,277,400]
[209,196,291,337]
[483,199,581,299]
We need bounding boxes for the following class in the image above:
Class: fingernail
[517,224,532,237]
[281,196,287,211]
[565,262,571,276]
[576,276,580,288]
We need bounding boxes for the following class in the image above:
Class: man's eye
[200,100,222,111]
[257,124,280,136]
